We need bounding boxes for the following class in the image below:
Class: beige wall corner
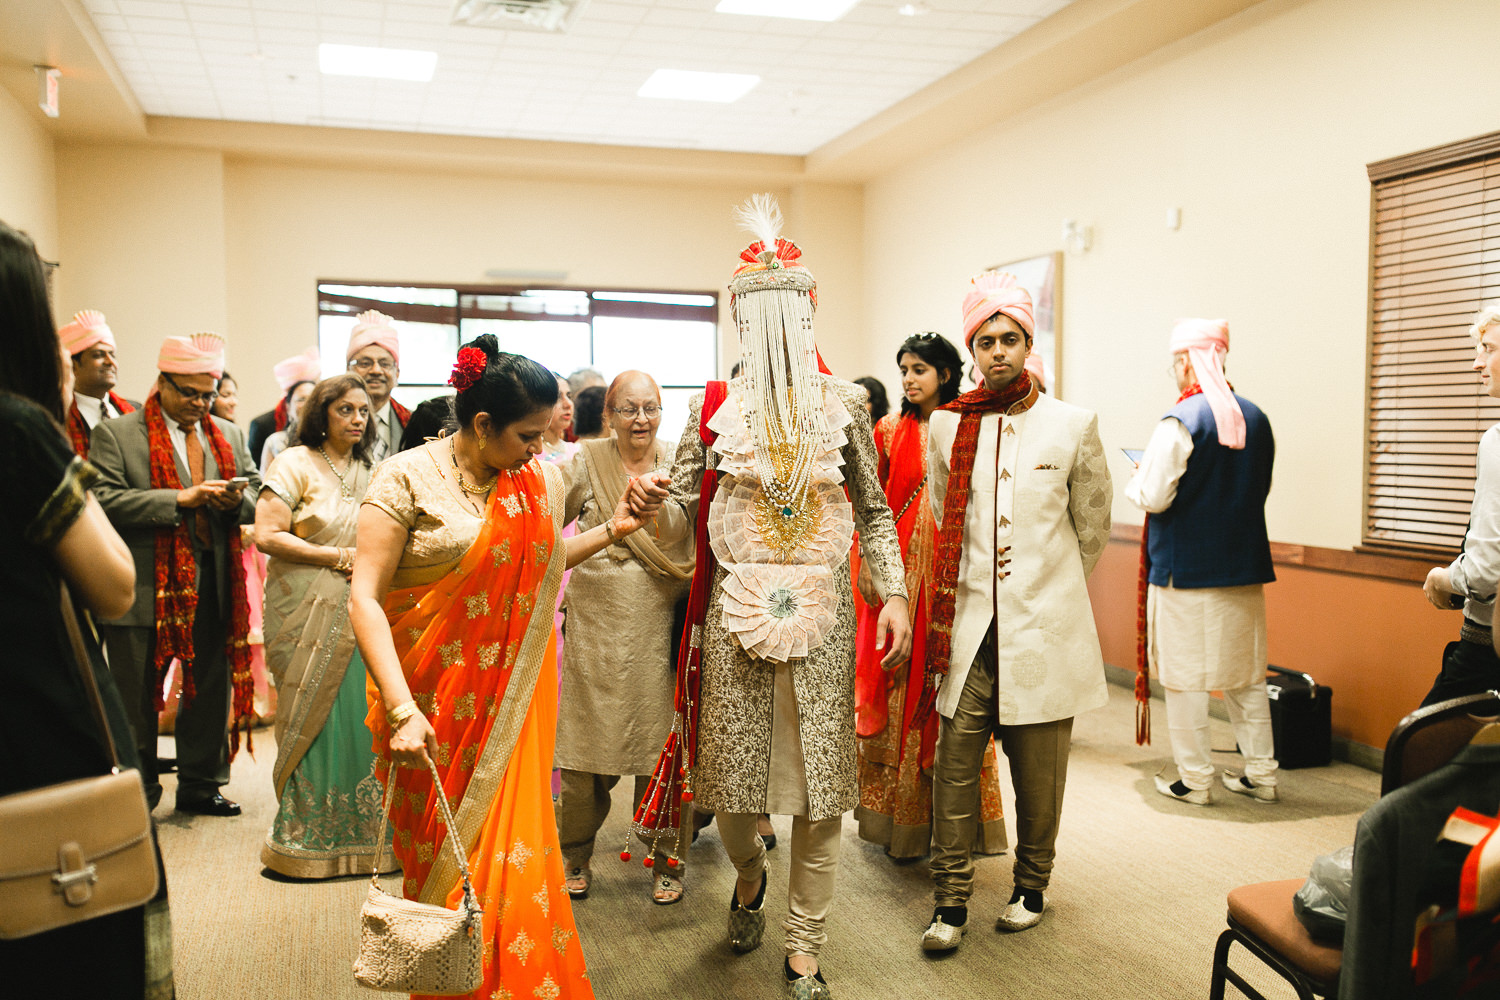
[0,86,58,259]
[55,143,228,400]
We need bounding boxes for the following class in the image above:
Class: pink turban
[158,332,227,380]
[961,271,1035,348]
[273,346,321,391]
[58,310,115,355]
[346,310,400,364]
[1170,318,1244,449]
[1023,353,1047,392]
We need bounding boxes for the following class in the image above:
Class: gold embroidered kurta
[655,375,907,821]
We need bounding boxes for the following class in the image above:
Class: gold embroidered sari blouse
[362,441,484,590]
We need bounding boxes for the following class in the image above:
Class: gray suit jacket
[90,409,260,628]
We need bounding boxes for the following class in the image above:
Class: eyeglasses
[161,371,218,405]
[349,357,397,372]
[611,405,661,419]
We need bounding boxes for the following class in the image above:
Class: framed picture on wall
[984,251,1061,396]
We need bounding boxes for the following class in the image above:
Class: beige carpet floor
[154,682,1374,999]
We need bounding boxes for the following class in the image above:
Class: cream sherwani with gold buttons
[925,390,1112,905]
[927,393,1112,725]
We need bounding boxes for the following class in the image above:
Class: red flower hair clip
[449,346,487,391]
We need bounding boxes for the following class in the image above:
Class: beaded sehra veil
[716,194,855,662]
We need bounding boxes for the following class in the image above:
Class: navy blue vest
[1147,393,1275,589]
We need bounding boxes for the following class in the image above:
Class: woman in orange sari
[351,336,667,1000]
[853,333,1008,860]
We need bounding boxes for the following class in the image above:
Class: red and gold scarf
[143,394,255,751]
[67,392,136,457]
[1133,382,1204,746]
[925,372,1036,691]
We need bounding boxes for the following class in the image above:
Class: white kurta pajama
[1127,416,1277,791]
[925,392,1112,902]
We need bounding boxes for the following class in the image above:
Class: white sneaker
[1154,774,1210,805]
[994,896,1044,932]
[1222,771,1279,802]
[921,910,967,952]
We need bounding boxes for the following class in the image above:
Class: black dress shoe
[176,793,242,817]
[157,756,178,774]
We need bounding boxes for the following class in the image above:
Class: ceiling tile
[82,0,1081,155]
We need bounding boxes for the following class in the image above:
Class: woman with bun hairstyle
[351,335,668,999]
[854,333,1008,861]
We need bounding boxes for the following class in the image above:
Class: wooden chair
[1208,690,1500,1000]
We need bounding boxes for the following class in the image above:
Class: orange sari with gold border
[366,460,593,1000]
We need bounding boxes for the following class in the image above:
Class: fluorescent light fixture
[638,69,759,103]
[318,43,437,82]
[714,0,860,21]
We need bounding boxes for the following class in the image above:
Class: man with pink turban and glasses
[345,310,410,462]
[1126,319,1278,806]
[920,271,1111,952]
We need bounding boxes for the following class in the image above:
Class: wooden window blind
[1365,131,1500,553]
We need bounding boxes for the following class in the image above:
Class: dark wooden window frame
[316,280,720,392]
[1363,129,1500,560]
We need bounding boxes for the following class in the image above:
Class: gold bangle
[604,520,619,544]
[386,700,418,728]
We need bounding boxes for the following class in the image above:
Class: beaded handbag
[352,757,484,996]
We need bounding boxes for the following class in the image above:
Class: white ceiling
[80,0,1074,156]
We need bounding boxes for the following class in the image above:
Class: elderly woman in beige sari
[557,370,696,905]
[255,374,393,878]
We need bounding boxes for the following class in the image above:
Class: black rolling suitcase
[1265,665,1333,769]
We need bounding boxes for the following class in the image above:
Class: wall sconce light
[35,66,60,118]
[1062,219,1093,255]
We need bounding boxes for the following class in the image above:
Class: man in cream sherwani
[920,272,1112,952]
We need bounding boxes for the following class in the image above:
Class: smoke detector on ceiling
[451,0,591,32]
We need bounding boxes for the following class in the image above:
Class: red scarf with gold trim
[925,371,1036,693]
[67,392,136,457]
[1133,382,1205,746]
[144,394,255,752]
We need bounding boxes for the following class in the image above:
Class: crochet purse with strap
[0,584,159,939]
[352,756,484,995]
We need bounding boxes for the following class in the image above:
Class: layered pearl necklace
[318,445,357,503]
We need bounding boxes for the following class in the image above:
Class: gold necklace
[319,445,356,503]
[449,436,496,496]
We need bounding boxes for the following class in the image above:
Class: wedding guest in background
[398,394,456,452]
[59,309,137,458]
[855,333,1007,863]
[248,347,320,463]
[260,378,316,472]
[92,332,261,816]
[556,370,694,905]
[572,385,608,441]
[542,374,578,465]
[854,375,890,424]
[257,373,394,877]
[346,311,409,462]
[213,372,240,423]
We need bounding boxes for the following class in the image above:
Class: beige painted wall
[55,143,228,401]
[51,143,862,418]
[860,0,1500,551]
[0,85,58,261]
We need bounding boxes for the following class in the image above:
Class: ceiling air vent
[451,0,590,33]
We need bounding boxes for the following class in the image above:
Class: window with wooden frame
[1365,130,1500,553]
[315,282,719,443]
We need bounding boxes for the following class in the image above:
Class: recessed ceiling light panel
[715,0,860,21]
[318,43,438,82]
[638,69,760,103]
